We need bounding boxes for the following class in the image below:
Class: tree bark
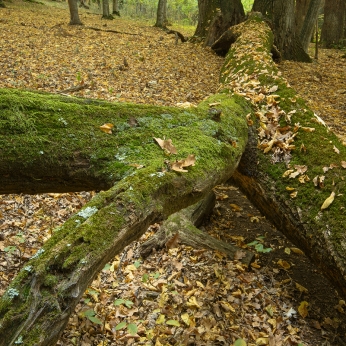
[252,0,311,62]
[154,0,168,28]
[321,0,346,48]
[112,0,120,16]
[1,14,346,346]
[102,0,114,19]
[299,0,323,53]
[294,0,311,34]
[68,0,83,25]
[193,0,219,38]
[204,0,245,47]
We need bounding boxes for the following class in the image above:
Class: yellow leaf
[295,282,308,293]
[230,203,242,212]
[181,313,191,326]
[277,259,291,270]
[284,247,291,254]
[155,314,165,325]
[186,296,201,308]
[321,191,335,210]
[298,301,309,318]
[100,123,114,134]
[256,337,269,345]
[291,247,304,255]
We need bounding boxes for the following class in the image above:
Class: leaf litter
[1,1,346,345]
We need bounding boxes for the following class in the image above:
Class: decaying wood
[1,14,346,346]
[140,192,254,265]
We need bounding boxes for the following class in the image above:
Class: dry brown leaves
[0,1,223,107]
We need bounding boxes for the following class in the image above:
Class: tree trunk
[1,15,346,345]
[252,0,273,15]
[251,0,311,62]
[102,0,114,19]
[154,0,168,28]
[204,0,245,47]
[112,0,120,16]
[193,0,219,38]
[68,0,83,25]
[272,0,311,61]
[299,0,323,53]
[294,0,311,34]
[321,0,346,48]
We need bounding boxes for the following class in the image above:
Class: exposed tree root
[140,192,254,266]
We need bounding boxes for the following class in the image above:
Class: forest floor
[1,1,346,345]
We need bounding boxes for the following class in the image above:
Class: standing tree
[299,0,323,53]
[204,0,245,46]
[295,0,311,34]
[251,0,311,62]
[102,0,114,19]
[112,0,120,16]
[321,0,346,48]
[154,0,168,28]
[68,0,83,25]
[193,0,219,38]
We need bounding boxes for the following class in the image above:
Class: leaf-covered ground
[1,1,346,345]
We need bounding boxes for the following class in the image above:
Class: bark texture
[204,0,245,47]
[252,0,312,62]
[321,0,346,48]
[154,0,168,28]
[299,0,323,52]
[68,0,83,25]
[193,0,218,38]
[1,15,346,346]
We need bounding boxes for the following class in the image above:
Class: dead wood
[140,192,254,265]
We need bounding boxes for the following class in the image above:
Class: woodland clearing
[0,1,346,345]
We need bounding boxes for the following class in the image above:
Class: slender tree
[321,0,346,47]
[299,0,324,52]
[68,0,83,25]
[154,0,168,28]
[112,0,120,16]
[102,0,114,19]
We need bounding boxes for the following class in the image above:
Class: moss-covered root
[140,192,254,266]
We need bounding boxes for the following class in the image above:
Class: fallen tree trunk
[0,86,249,345]
[1,14,346,346]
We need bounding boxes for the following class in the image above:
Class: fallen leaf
[171,154,196,172]
[154,137,177,154]
[333,145,340,154]
[100,123,114,134]
[277,259,291,270]
[321,191,335,210]
[298,301,309,318]
[295,282,308,293]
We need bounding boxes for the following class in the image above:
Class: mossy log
[1,15,346,346]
